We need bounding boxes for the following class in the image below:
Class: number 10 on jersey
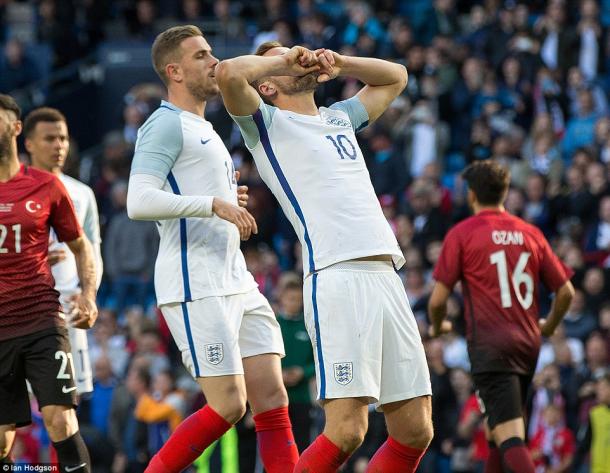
[490,250,533,310]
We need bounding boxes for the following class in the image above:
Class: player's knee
[400,420,434,450]
[330,420,367,453]
[213,398,247,425]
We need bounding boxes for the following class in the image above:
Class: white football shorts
[60,295,94,394]
[160,288,285,378]
[303,260,431,408]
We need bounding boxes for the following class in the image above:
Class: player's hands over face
[212,197,258,240]
[235,170,249,208]
[283,46,320,76]
[48,249,67,266]
[314,49,343,83]
[69,293,99,329]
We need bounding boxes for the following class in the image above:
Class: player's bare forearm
[541,281,575,336]
[67,235,97,299]
[428,282,452,337]
[339,56,407,123]
[339,56,407,89]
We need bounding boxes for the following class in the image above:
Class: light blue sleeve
[329,96,370,133]
[230,100,276,149]
[130,108,183,180]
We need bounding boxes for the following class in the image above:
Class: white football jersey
[232,97,405,274]
[131,101,256,305]
[49,173,102,294]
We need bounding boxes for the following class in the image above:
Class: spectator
[529,404,576,473]
[0,38,39,92]
[562,290,599,343]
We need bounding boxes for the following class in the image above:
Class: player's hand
[69,293,98,329]
[212,197,258,240]
[314,49,343,82]
[48,249,67,266]
[538,318,556,338]
[282,46,320,76]
[235,170,249,208]
[428,320,453,338]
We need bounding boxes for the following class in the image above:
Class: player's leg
[474,372,535,473]
[0,334,30,463]
[0,426,16,462]
[24,328,91,473]
[295,266,385,472]
[147,298,247,473]
[240,289,299,472]
[366,268,433,472]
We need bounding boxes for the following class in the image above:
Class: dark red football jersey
[0,165,82,340]
[433,210,573,374]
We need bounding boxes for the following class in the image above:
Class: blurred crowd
[2,0,610,472]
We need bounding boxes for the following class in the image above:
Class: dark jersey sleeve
[49,177,82,242]
[433,226,462,288]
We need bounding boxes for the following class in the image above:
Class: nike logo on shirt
[201,138,211,145]
[62,386,77,393]
[65,463,87,472]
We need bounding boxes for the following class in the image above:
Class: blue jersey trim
[251,109,316,273]
[181,302,200,377]
[312,273,326,398]
[166,172,192,301]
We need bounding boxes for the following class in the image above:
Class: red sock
[293,434,348,473]
[500,437,535,473]
[366,436,425,473]
[145,405,231,473]
[484,442,502,473]
[253,406,299,472]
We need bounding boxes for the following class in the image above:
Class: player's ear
[13,120,22,137]
[166,63,183,83]
[258,80,277,100]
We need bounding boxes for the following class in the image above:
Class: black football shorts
[0,327,78,427]
[472,371,533,430]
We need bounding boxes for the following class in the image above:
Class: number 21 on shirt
[490,250,533,309]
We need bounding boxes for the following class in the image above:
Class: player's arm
[127,111,257,239]
[65,235,98,329]
[215,46,320,116]
[538,280,575,337]
[316,50,408,124]
[428,282,454,338]
[84,188,103,289]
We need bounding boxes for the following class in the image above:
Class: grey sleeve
[329,96,370,133]
[130,110,183,180]
[230,99,276,149]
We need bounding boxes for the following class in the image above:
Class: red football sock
[484,442,503,473]
[293,434,348,473]
[253,406,299,473]
[145,405,231,473]
[500,437,535,473]
[366,436,425,473]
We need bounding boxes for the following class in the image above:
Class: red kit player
[0,94,97,473]
[428,160,575,473]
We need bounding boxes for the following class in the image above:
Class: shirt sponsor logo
[0,203,14,212]
[333,362,353,385]
[205,343,224,365]
[491,230,524,246]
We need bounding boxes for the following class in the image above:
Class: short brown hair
[151,25,203,85]
[462,160,510,206]
[0,94,21,119]
[23,107,67,138]
[252,41,284,101]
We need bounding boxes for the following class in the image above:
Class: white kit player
[217,44,433,472]
[24,107,103,395]
[126,26,298,473]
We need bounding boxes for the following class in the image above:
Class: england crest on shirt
[205,343,224,365]
[333,362,353,385]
